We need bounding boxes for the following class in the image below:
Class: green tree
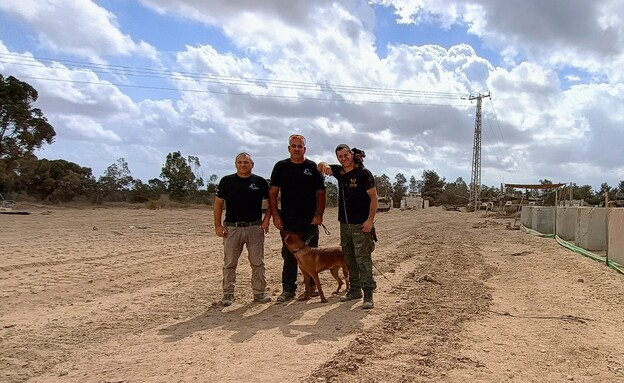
[421,169,445,204]
[409,175,421,194]
[4,151,38,195]
[128,179,151,203]
[325,179,338,207]
[392,173,408,207]
[0,74,56,193]
[596,182,616,204]
[572,184,594,202]
[596,182,613,197]
[187,155,205,195]
[374,174,392,199]
[26,159,94,202]
[480,184,499,200]
[97,158,133,202]
[440,177,469,205]
[206,174,219,193]
[148,178,167,197]
[160,151,203,201]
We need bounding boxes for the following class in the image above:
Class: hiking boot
[340,288,362,302]
[254,293,272,303]
[276,291,295,302]
[362,289,374,309]
[221,293,234,307]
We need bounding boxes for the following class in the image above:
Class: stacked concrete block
[607,209,624,265]
[403,196,423,210]
[556,207,578,241]
[531,206,555,234]
[520,206,533,228]
[575,207,607,251]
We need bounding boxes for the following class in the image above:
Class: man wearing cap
[214,152,272,307]
[269,134,326,302]
[318,144,378,309]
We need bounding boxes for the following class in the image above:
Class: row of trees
[0,152,219,204]
[1,73,623,206]
[0,74,221,203]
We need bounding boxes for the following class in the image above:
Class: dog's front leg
[298,272,312,301]
[310,274,327,303]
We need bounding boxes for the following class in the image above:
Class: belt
[223,220,262,227]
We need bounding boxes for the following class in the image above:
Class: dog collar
[292,246,306,254]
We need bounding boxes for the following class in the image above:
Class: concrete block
[404,196,423,210]
[556,207,577,241]
[575,207,607,251]
[607,209,624,265]
[520,206,533,228]
[531,206,555,234]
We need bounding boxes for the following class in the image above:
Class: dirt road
[1,205,623,382]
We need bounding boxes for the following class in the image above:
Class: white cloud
[54,115,121,142]
[0,0,158,61]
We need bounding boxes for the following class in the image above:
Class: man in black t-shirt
[214,153,272,307]
[318,144,378,309]
[269,134,326,302]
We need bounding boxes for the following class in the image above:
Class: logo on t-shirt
[303,169,313,176]
[249,183,259,190]
[349,178,358,188]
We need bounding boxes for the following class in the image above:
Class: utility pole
[468,91,490,211]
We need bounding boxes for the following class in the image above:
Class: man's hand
[216,225,228,237]
[311,213,323,226]
[261,221,270,234]
[361,219,374,233]
[273,214,283,230]
[318,162,332,176]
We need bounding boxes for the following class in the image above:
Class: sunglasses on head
[289,134,306,146]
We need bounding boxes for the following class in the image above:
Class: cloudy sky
[1,0,623,191]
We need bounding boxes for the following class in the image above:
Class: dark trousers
[280,225,319,293]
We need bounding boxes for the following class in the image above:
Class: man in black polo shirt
[318,144,378,309]
[214,152,272,307]
[269,134,326,302]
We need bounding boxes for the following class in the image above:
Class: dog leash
[373,262,397,288]
[320,223,331,235]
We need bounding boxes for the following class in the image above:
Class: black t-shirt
[330,164,376,224]
[216,173,269,222]
[270,158,325,231]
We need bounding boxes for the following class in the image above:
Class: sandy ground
[1,204,623,383]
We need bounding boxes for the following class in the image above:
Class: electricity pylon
[468,92,490,211]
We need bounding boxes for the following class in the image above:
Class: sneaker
[221,293,234,307]
[276,291,295,303]
[254,293,272,303]
[340,288,362,302]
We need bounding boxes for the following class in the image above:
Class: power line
[0,53,471,104]
[14,75,473,107]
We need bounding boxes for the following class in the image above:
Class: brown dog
[282,231,349,303]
